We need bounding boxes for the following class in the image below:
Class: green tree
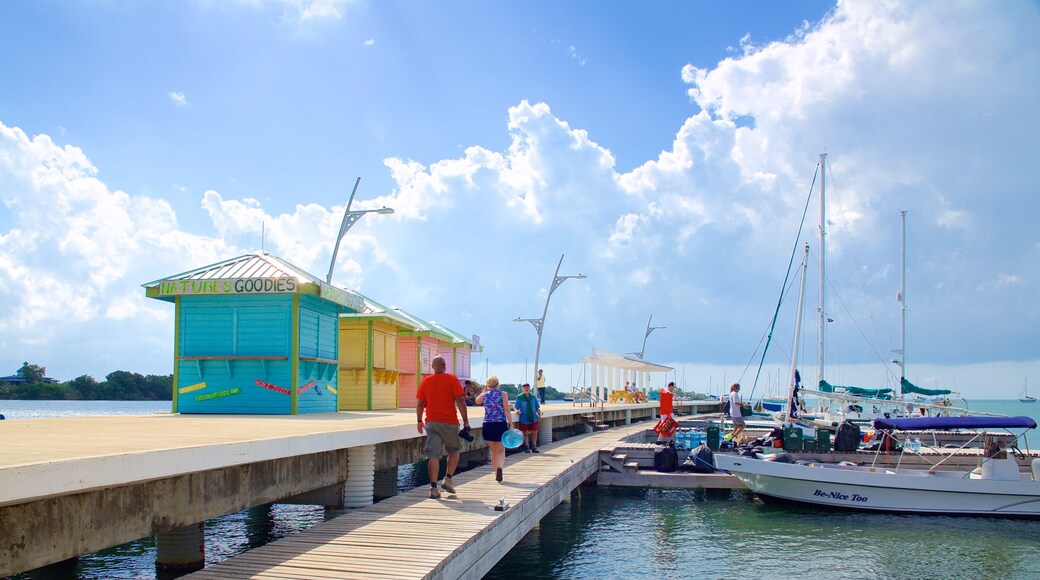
[66,375,100,400]
[19,362,46,383]
[142,374,173,400]
[16,381,67,400]
[104,370,146,400]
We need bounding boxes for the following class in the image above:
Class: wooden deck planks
[186,423,647,579]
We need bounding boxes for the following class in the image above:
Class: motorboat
[714,415,1040,518]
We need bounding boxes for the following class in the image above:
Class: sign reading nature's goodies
[157,277,298,297]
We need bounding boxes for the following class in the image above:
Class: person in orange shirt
[417,356,470,499]
[656,381,677,443]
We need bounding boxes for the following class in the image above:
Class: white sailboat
[715,415,1040,518]
[797,159,982,425]
[1021,379,1037,404]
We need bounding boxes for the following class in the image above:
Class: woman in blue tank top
[476,376,513,482]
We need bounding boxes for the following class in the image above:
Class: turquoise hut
[143,251,363,414]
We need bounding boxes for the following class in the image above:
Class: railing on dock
[571,386,605,410]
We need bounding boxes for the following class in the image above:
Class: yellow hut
[337,293,416,411]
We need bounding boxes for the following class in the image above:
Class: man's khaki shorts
[425,421,462,458]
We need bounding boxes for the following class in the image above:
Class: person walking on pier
[514,383,542,453]
[655,381,677,444]
[727,383,747,442]
[536,368,547,403]
[475,375,513,482]
[417,356,471,499]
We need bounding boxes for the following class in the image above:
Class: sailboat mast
[785,244,811,426]
[817,153,827,386]
[899,210,907,396]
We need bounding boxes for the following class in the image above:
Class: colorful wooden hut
[143,251,362,414]
[337,294,416,411]
[390,308,481,408]
[429,320,481,384]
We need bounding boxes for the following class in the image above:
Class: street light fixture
[327,177,395,284]
[631,314,666,360]
[514,254,586,392]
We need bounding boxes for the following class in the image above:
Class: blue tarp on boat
[873,416,1038,431]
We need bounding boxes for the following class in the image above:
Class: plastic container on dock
[816,428,833,452]
[707,425,721,450]
[782,427,803,452]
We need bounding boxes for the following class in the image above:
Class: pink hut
[430,320,481,385]
[391,308,480,409]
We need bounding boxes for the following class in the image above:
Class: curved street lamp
[327,177,394,284]
[514,254,586,393]
[630,314,666,360]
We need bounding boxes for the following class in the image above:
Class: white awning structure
[580,348,673,400]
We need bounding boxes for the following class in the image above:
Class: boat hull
[715,453,1040,518]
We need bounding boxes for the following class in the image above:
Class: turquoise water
[486,487,1040,579]
[3,399,1039,579]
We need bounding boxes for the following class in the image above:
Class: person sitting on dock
[475,375,513,482]
[514,383,542,453]
[656,381,677,444]
[727,383,747,442]
[463,380,482,406]
[417,356,471,499]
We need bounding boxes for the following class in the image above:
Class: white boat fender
[1032,458,1040,482]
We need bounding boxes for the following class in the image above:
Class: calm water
[3,399,1039,579]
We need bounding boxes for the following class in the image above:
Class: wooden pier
[1,401,725,576]
[186,422,650,580]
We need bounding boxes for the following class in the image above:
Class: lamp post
[635,314,666,360]
[327,177,395,284]
[514,254,586,398]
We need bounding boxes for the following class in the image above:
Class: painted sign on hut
[143,251,362,414]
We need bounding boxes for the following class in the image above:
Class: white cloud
[169,92,188,107]
[363,38,375,47]
[0,122,235,362]
[286,0,345,22]
[567,45,587,66]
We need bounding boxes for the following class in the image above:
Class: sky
[1,0,1038,399]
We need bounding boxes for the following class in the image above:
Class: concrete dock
[0,400,718,576]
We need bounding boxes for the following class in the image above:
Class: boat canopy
[873,416,1038,431]
[900,377,952,397]
[818,380,893,400]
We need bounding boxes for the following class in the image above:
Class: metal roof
[338,291,419,330]
[580,348,673,373]
[142,251,323,287]
[428,320,481,351]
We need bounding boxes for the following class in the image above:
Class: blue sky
[1,0,1038,399]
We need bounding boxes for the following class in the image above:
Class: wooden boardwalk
[187,422,649,580]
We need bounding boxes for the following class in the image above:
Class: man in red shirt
[655,381,677,443]
[417,355,470,499]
